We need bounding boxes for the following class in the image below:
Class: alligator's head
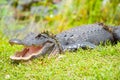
[9,32,62,61]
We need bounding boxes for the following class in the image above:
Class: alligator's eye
[41,36,47,39]
[35,34,41,39]
[37,34,41,37]
[42,36,47,38]
[40,34,48,38]
[70,35,73,37]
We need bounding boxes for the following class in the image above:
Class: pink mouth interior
[14,46,42,58]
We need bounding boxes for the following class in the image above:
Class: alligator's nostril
[9,39,23,45]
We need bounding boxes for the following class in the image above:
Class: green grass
[0,37,120,80]
[0,0,120,80]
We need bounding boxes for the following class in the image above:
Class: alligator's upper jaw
[10,46,43,60]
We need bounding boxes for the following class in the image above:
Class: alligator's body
[9,23,120,60]
[56,23,113,51]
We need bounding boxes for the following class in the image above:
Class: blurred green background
[0,0,120,38]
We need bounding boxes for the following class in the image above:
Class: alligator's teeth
[10,50,42,61]
[10,56,22,60]
[10,55,32,60]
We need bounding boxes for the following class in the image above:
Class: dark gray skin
[113,26,120,41]
[9,23,120,60]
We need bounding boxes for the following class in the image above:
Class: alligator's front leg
[62,42,96,51]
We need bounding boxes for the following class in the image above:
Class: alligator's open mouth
[10,46,43,60]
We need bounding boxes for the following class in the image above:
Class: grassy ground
[0,0,120,80]
[0,36,120,80]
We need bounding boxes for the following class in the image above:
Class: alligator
[9,23,120,60]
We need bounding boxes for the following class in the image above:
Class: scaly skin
[113,26,120,41]
[9,23,120,60]
[56,23,114,51]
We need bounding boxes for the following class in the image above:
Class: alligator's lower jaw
[10,46,43,61]
[10,54,36,60]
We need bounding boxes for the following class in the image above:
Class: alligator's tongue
[10,46,42,60]
[24,46,42,57]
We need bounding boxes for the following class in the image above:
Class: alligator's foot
[63,42,96,51]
